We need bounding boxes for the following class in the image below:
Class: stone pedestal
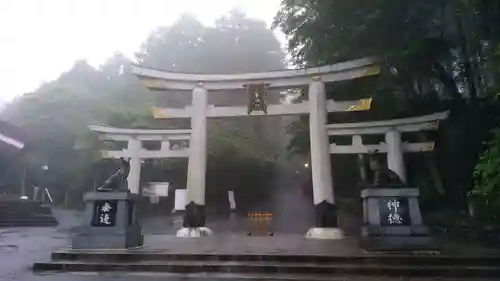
[72,192,143,249]
[361,188,431,251]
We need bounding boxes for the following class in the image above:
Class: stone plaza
[29,57,500,279]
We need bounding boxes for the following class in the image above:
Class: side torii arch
[328,111,449,183]
[88,125,191,195]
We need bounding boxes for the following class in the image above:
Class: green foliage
[272,0,500,141]
[471,128,500,223]
[273,0,457,157]
[284,116,309,157]
[274,0,443,65]
[138,10,284,73]
[207,136,278,211]
[0,11,286,207]
[274,0,500,218]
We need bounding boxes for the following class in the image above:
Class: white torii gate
[328,111,449,183]
[88,125,190,194]
[131,57,381,238]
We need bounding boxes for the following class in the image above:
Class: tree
[0,57,149,200]
[135,11,287,210]
[273,0,500,215]
[274,0,461,98]
[138,10,284,73]
[0,11,287,210]
[471,128,500,225]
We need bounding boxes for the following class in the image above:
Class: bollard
[247,212,273,236]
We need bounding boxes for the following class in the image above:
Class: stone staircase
[0,199,58,227]
[33,251,500,279]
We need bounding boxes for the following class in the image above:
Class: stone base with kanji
[360,188,433,251]
[71,192,143,249]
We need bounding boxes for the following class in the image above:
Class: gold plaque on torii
[244,83,269,114]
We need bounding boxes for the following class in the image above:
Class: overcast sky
[0,0,283,104]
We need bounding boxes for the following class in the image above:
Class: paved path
[0,228,283,281]
[134,234,363,256]
[0,227,69,281]
[0,208,498,280]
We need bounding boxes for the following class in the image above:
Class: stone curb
[32,261,500,278]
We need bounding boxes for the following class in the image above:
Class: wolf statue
[97,158,130,192]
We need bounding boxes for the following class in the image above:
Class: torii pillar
[177,82,212,237]
[126,138,142,194]
[306,76,343,239]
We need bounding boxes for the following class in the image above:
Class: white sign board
[174,189,187,211]
[152,182,170,197]
[142,182,170,197]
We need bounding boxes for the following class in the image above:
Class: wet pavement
[0,209,179,280]
[0,208,256,281]
[0,208,306,281]
[1,208,498,281]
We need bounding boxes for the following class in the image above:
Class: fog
[0,0,283,104]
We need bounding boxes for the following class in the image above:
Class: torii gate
[88,125,190,195]
[328,111,449,183]
[92,57,449,239]
[131,58,381,238]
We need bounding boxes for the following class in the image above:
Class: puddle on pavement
[0,228,28,235]
[0,244,18,253]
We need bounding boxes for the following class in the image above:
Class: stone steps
[33,252,500,279]
[0,219,58,227]
[49,252,500,266]
[34,271,495,281]
[0,201,58,227]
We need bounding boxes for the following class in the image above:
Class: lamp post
[20,166,27,200]
[41,164,48,203]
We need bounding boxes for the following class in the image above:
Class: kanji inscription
[379,197,411,226]
[91,200,118,227]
